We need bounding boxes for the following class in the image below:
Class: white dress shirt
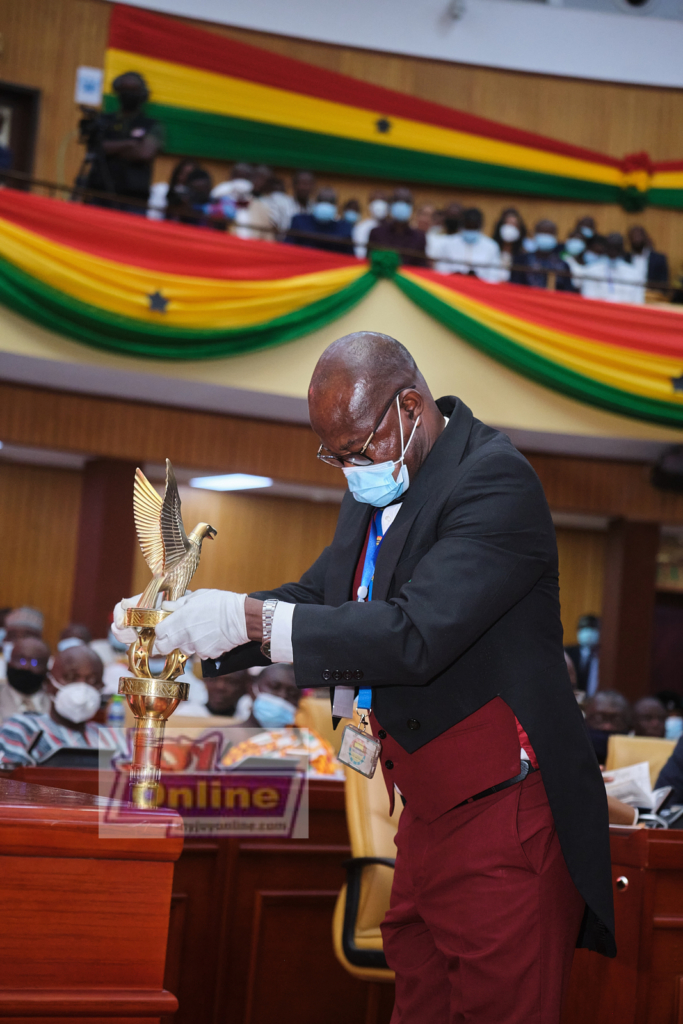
[426,232,506,283]
[566,256,645,304]
[352,217,379,259]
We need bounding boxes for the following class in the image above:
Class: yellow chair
[332,758,402,982]
[605,734,676,788]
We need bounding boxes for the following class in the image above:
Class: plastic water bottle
[106,694,126,728]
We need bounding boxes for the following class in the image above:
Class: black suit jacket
[206,397,615,956]
[647,250,669,285]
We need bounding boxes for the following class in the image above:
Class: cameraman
[79,71,164,214]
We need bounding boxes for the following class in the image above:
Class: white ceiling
[123,0,683,88]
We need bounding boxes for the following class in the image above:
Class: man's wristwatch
[260,599,279,660]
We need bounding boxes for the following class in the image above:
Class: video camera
[77,105,108,147]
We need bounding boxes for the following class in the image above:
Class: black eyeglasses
[316,385,417,468]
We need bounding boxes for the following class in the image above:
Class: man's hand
[155,589,249,659]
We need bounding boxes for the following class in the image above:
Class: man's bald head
[309,332,419,419]
[308,332,445,481]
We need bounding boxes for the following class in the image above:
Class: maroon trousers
[381,771,584,1024]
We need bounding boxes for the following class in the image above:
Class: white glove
[154,589,249,659]
[111,593,143,646]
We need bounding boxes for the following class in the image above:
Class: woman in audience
[492,207,527,280]
[0,645,126,767]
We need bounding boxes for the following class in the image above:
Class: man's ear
[401,389,423,420]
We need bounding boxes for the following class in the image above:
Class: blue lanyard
[356,510,384,712]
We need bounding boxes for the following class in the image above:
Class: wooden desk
[9,770,394,1024]
[0,776,183,1023]
[563,826,683,1024]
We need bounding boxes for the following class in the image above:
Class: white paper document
[603,761,671,812]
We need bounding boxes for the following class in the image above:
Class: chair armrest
[341,856,396,969]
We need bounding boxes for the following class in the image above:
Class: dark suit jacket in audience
[286,213,353,255]
[368,222,427,266]
[647,250,669,285]
[515,250,576,291]
[657,735,683,802]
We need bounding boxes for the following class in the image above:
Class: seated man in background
[583,690,632,764]
[287,188,353,255]
[220,664,342,779]
[0,637,51,723]
[516,219,575,291]
[57,622,92,652]
[428,206,504,282]
[0,645,123,768]
[627,225,669,292]
[204,670,251,718]
[368,187,427,266]
[632,696,667,738]
[0,606,44,682]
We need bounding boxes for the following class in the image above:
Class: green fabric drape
[0,254,378,360]
[393,272,683,429]
[104,97,633,207]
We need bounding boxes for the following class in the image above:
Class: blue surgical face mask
[565,237,586,256]
[583,251,604,265]
[580,226,594,238]
[577,627,599,647]
[343,398,421,507]
[522,237,537,253]
[460,229,480,244]
[369,199,389,220]
[344,209,360,223]
[253,692,296,729]
[313,201,337,223]
[666,716,683,741]
[391,201,413,222]
[535,232,557,252]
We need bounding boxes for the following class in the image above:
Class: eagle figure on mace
[119,459,217,807]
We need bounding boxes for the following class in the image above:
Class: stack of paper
[603,761,671,812]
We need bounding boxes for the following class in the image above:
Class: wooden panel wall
[5,385,683,521]
[2,0,683,270]
[0,461,82,647]
[131,486,339,597]
[556,527,606,644]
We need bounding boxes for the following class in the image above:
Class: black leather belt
[455,759,536,808]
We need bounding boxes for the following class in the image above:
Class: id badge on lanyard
[338,716,382,778]
[337,510,384,778]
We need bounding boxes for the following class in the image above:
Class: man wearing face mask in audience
[368,187,427,266]
[0,606,44,683]
[565,614,600,697]
[428,206,505,282]
[516,219,576,291]
[220,664,342,777]
[0,646,124,768]
[287,187,354,255]
[567,232,645,304]
[353,189,390,258]
[0,637,51,724]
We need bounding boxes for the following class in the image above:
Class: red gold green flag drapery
[104,3,683,212]
[2,192,683,428]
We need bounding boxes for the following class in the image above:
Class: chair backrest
[344,753,402,936]
[605,734,676,788]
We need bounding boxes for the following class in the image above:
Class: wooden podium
[0,777,183,1023]
[563,826,683,1024]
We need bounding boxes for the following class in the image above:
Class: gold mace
[119,459,216,808]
